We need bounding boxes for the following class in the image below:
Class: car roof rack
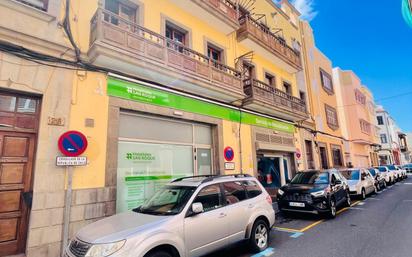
[171,174,252,184]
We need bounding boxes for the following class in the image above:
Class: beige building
[333,68,379,167]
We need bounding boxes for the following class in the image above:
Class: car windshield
[368,169,376,176]
[386,165,396,170]
[340,170,360,180]
[290,172,329,185]
[134,186,196,216]
[378,167,387,172]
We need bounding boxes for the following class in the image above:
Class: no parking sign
[58,130,88,157]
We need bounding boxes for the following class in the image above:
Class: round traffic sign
[58,131,88,157]
[296,148,302,159]
[224,146,234,162]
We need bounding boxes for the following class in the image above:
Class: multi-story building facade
[333,68,379,167]
[376,105,410,165]
[0,0,309,256]
[298,21,345,171]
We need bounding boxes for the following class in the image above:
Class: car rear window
[243,180,262,198]
[223,182,247,205]
[378,167,387,172]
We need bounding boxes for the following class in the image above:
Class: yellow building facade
[0,1,311,256]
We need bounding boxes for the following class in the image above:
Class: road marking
[290,232,304,238]
[350,207,365,210]
[402,200,412,202]
[404,183,412,185]
[250,247,275,257]
[300,219,325,232]
[368,198,381,200]
[274,227,301,233]
[357,202,365,206]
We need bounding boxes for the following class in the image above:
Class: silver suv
[66,174,275,257]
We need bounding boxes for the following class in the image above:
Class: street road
[204,176,412,257]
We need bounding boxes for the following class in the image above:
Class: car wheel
[376,183,381,191]
[361,188,366,200]
[374,186,378,194]
[249,219,269,253]
[383,181,387,188]
[344,191,351,207]
[327,199,336,219]
[145,251,173,257]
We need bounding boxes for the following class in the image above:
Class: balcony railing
[237,15,302,70]
[244,78,307,115]
[199,0,238,22]
[90,8,242,94]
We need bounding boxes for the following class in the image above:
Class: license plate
[289,202,305,207]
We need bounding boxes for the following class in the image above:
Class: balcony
[237,15,302,73]
[170,0,239,33]
[243,78,308,121]
[88,8,244,103]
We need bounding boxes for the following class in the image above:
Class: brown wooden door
[0,131,35,256]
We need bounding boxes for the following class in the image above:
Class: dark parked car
[368,168,386,191]
[277,170,351,219]
[403,164,412,173]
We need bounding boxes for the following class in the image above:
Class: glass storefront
[116,112,213,212]
[257,153,294,195]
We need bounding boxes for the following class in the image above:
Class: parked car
[368,168,386,191]
[396,165,407,179]
[376,166,396,185]
[66,175,275,257]
[403,164,412,173]
[277,170,351,219]
[385,165,402,181]
[340,168,376,199]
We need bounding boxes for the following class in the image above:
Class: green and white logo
[402,0,412,28]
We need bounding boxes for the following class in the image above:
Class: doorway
[257,153,293,195]
[319,145,329,169]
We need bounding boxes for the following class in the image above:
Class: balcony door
[105,0,137,30]
[242,61,255,80]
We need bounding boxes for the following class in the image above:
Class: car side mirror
[191,202,204,215]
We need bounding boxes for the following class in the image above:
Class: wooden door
[0,132,35,256]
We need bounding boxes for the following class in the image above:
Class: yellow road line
[275,200,364,233]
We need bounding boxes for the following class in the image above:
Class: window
[380,134,388,144]
[16,0,48,11]
[305,140,315,169]
[192,184,223,212]
[355,89,366,105]
[243,62,255,79]
[283,81,292,95]
[243,181,262,198]
[377,116,384,125]
[360,119,371,134]
[223,182,247,204]
[331,145,343,167]
[299,91,306,102]
[264,73,275,87]
[166,24,187,46]
[320,68,334,94]
[207,44,222,63]
[325,104,339,129]
[105,0,137,28]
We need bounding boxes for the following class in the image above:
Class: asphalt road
[204,176,412,257]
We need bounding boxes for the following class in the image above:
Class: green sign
[107,77,295,133]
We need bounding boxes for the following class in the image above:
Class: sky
[291,0,412,132]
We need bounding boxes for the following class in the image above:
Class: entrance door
[0,132,35,256]
[319,146,329,169]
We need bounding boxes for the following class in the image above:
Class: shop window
[325,104,339,130]
[283,81,292,95]
[331,145,343,167]
[377,116,384,125]
[320,68,334,94]
[193,184,223,212]
[223,182,247,204]
[264,73,275,87]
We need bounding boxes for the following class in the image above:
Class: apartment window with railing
[166,22,188,53]
[320,68,334,94]
[15,0,49,11]
[325,104,339,130]
[360,119,372,134]
[207,43,223,63]
[283,81,292,95]
[380,134,388,144]
[355,89,366,105]
[264,73,275,88]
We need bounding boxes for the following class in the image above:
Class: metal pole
[61,166,73,257]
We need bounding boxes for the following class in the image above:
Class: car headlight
[85,240,126,257]
[278,189,284,196]
[310,190,325,197]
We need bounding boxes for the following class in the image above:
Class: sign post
[58,131,88,257]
